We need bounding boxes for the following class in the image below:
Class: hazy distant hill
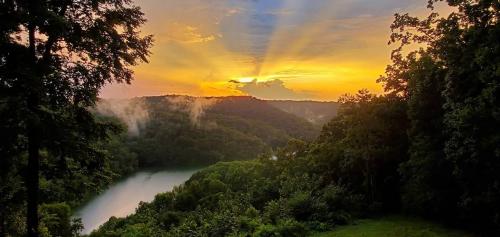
[208,96,319,141]
[266,100,339,126]
[97,95,322,166]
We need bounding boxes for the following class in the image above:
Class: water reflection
[75,168,200,234]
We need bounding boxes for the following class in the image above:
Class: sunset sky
[100,0,442,101]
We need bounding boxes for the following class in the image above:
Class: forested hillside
[97,95,319,167]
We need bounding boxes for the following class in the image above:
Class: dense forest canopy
[95,95,326,167]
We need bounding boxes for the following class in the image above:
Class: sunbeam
[100,0,448,100]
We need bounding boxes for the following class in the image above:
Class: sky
[100,0,439,101]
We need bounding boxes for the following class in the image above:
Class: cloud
[161,22,218,44]
[99,0,438,101]
[231,79,312,100]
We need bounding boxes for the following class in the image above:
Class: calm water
[74,168,200,234]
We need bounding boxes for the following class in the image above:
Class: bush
[39,203,82,237]
[263,200,289,224]
[287,192,313,221]
[254,219,308,237]
[158,211,182,228]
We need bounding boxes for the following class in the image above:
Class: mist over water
[75,168,200,234]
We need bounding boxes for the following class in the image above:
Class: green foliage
[254,219,308,237]
[313,216,474,237]
[91,157,364,236]
[398,53,456,216]
[315,90,409,212]
[210,96,319,141]
[101,95,319,168]
[0,0,152,235]
[39,203,82,237]
[380,0,500,231]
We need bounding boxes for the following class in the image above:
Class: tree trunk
[0,210,5,237]
[26,13,40,237]
[27,130,40,237]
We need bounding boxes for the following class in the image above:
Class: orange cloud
[100,0,449,101]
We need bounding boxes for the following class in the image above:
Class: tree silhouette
[0,0,152,236]
[380,0,500,230]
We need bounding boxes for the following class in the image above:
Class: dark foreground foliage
[0,0,152,235]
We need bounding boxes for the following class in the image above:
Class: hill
[209,96,319,141]
[96,95,321,167]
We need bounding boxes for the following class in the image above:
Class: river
[74,168,200,234]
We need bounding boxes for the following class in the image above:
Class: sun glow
[100,0,448,101]
[236,77,257,83]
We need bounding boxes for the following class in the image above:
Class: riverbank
[74,168,201,234]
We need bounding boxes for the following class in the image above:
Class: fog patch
[96,99,149,136]
[166,96,220,127]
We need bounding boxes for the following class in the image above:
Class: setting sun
[235,77,257,83]
[99,0,449,101]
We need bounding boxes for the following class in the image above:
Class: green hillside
[97,95,320,167]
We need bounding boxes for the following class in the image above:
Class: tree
[0,0,152,236]
[316,90,409,211]
[380,0,500,230]
[397,52,457,217]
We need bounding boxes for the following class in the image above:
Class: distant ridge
[266,100,339,126]
[127,95,340,126]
